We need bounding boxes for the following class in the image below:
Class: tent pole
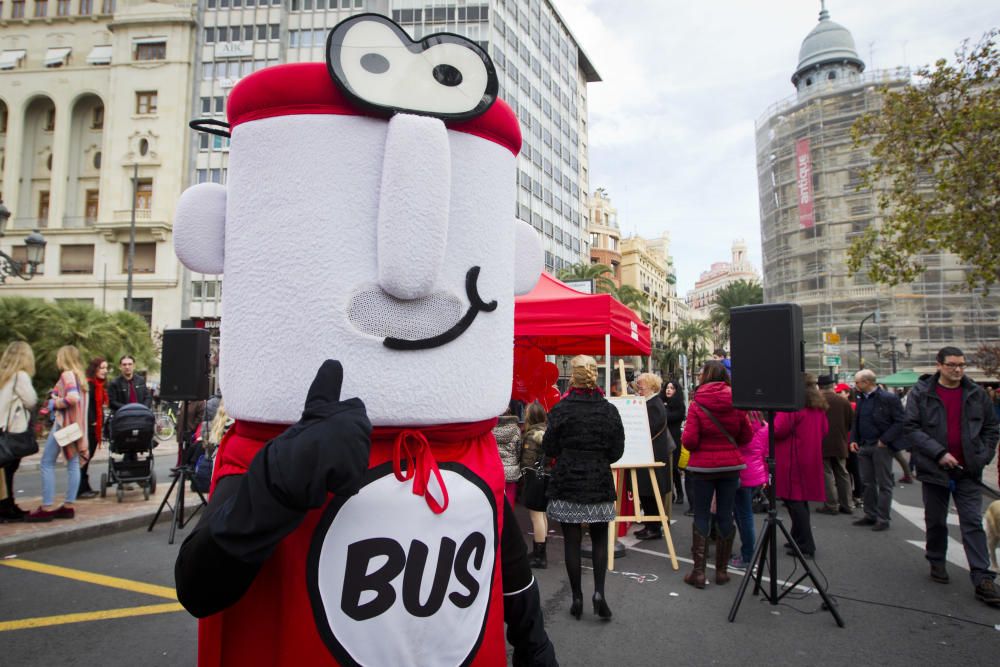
[605,334,611,394]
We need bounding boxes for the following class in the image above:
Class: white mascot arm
[174,183,227,274]
[513,218,543,295]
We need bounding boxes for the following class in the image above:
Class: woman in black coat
[633,373,673,540]
[544,355,625,621]
[660,378,687,505]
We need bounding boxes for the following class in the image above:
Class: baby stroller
[101,404,157,502]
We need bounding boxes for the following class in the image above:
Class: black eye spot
[360,53,390,74]
[433,64,463,87]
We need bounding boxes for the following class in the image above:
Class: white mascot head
[174,14,543,426]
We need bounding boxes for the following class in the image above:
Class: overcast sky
[552,0,999,295]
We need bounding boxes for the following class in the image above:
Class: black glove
[208,359,372,563]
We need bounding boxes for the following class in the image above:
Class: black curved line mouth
[383,266,497,351]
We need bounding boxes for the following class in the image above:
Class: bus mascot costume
[172,14,556,667]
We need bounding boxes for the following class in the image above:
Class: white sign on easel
[607,396,655,467]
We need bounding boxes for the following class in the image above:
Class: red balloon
[540,386,562,411]
[540,362,559,387]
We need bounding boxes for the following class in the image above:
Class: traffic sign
[823,356,841,366]
[823,344,841,355]
[823,332,841,344]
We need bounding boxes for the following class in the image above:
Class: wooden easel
[608,463,678,570]
[606,360,678,571]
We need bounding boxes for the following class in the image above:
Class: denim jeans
[40,427,80,507]
[734,485,758,562]
[691,476,740,536]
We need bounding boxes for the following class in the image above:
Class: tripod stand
[728,410,845,627]
[148,408,207,544]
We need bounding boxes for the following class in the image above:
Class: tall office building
[188,0,600,326]
[756,6,999,375]
[0,1,197,330]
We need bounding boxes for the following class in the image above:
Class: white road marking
[893,500,969,570]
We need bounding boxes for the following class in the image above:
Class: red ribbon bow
[393,429,449,514]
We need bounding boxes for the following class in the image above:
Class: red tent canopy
[514,272,652,356]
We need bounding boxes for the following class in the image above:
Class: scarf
[91,377,107,444]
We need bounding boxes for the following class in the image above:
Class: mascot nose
[376,113,451,300]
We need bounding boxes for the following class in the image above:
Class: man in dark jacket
[108,355,152,412]
[905,346,1000,607]
[817,374,853,515]
[849,369,905,531]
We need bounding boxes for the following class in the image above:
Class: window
[11,0,25,18]
[56,0,69,14]
[44,108,56,131]
[133,179,152,209]
[100,0,112,12]
[78,0,91,11]
[34,0,47,16]
[85,189,99,222]
[93,151,101,168]
[11,245,44,274]
[124,298,153,327]
[214,96,225,113]
[60,244,95,274]
[91,105,104,129]
[135,41,166,61]
[135,91,157,114]
[192,280,222,300]
[123,242,156,273]
[205,27,215,43]
[38,191,50,223]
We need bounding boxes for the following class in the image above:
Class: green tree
[557,262,617,294]
[653,346,681,378]
[613,284,649,315]
[709,279,764,346]
[0,297,158,392]
[848,30,1000,292]
[670,318,713,366]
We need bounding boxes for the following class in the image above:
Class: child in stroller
[101,403,157,501]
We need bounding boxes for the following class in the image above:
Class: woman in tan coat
[27,345,89,522]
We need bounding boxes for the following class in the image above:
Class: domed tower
[792,1,865,97]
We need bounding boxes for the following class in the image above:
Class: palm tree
[709,279,763,347]
[654,346,681,378]
[670,318,713,365]
[557,262,616,295]
[613,284,649,316]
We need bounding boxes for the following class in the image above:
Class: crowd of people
[0,342,231,524]
[495,345,1000,618]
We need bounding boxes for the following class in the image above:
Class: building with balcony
[685,239,759,318]
[586,187,621,286]
[0,0,197,330]
[620,233,677,360]
[756,5,1000,375]
[188,0,599,324]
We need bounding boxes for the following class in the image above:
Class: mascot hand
[261,360,372,511]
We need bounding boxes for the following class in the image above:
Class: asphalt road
[2,480,999,666]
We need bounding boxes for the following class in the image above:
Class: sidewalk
[0,439,200,555]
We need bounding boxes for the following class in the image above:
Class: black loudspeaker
[730,304,805,411]
[160,328,211,401]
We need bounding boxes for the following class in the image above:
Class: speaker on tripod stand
[148,328,211,544]
[727,303,845,627]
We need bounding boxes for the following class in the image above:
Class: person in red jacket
[681,360,753,588]
[773,374,829,558]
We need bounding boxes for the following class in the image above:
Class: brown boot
[715,528,736,585]
[684,525,708,589]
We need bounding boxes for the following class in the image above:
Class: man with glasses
[906,346,999,606]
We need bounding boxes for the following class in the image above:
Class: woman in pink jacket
[773,373,829,558]
[731,413,768,568]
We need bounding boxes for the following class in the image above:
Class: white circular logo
[308,463,497,667]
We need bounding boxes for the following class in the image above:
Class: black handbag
[0,397,38,467]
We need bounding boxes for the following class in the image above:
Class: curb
[1,510,163,556]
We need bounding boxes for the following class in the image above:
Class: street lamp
[0,201,47,284]
[885,334,911,375]
[858,309,879,369]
